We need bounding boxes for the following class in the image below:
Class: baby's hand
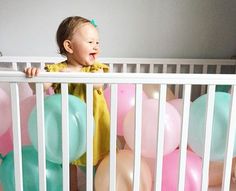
[24,67,40,78]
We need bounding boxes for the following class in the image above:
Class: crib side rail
[1,57,235,100]
[0,57,235,74]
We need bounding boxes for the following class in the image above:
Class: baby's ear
[63,40,73,54]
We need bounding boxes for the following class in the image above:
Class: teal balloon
[0,146,62,191]
[28,94,88,164]
[188,92,235,161]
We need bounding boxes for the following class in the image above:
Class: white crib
[0,57,236,191]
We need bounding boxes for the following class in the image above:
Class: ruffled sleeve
[44,62,67,72]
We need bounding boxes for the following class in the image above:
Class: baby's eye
[88,41,93,44]
[96,41,100,45]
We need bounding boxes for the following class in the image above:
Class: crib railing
[0,57,236,191]
[1,56,235,99]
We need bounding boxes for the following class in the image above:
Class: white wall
[0,0,236,58]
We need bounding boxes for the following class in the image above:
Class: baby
[24,16,110,190]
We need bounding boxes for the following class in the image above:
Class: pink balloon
[123,99,181,158]
[19,95,36,145]
[0,128,13,156]
[0,184,3,191]
[18,83,33,101]
[104,84,147,136]
[162,149,202,191]
[168,98,183,115]
[0,83,33,101]
[0,88,12,136]
[168,98,192,116]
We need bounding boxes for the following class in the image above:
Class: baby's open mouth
[89,53,96,60]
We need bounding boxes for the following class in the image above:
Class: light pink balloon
[168,98,183,115]
[0,128,13,156]
[18,95,36,145]
[162,149,202,191]
[0,88,12,136]
[0,83,33,101]
[123,99,181,158]
[168,98,192,116]
[104,84,147,136]
[18,83,33,101]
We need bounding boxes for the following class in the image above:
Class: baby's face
[69,23,100,66]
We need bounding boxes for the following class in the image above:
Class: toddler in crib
[24,16,110,191]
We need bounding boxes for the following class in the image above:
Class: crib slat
[109,84,118,191]
[174,65,181,97]
[109,63,114,73]
[11,62,17,70]
[10,83,23,191]
[201,85,215,191]
[136,64,141,73]
[201,65,208,95]
[132,84,143,191]
[36,83,47,191]
[177,84,191,191]
[122,63,127,73]
[26,62,31,68]
[163,64,167,73]
[149,64,154,73]
[61,83,69,191]
[154,84,166,191]
[222,85,236,191]
[86,84,94,191]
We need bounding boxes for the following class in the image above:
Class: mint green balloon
[0,146,62,191]
[188,92,235,161]
[28,94,88,164]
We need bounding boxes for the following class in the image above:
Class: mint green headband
[90,19,97,27]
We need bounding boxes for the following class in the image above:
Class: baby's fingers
[24,67,40,77]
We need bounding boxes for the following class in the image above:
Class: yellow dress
[45,61,110,166]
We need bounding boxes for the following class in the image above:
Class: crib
[0,56,236,191]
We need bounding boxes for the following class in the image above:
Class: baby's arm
[24,67,52,94]
[93,68,105,89]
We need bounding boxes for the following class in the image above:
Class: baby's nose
[93,46,99,51]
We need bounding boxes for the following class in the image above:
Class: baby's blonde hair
[56,16,90,56]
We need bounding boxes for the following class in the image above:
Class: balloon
[209,158,236,186]
[0,146,62,191]
[0,82,33,101]
[104,84,147,136]
[168,98,184,115]
[0,128,13,156]
[0,88,11,136]
[123,99,181,158]
[143,84,176,101]
[216,85,231,93]
[18,83,33,101]
[19,95,36,145]
[188,92,235,161]
[0,184,3,191]
[162,149,202,191]
[28,94,88,164]
[0,83,10,96]
[95,149,152,191]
